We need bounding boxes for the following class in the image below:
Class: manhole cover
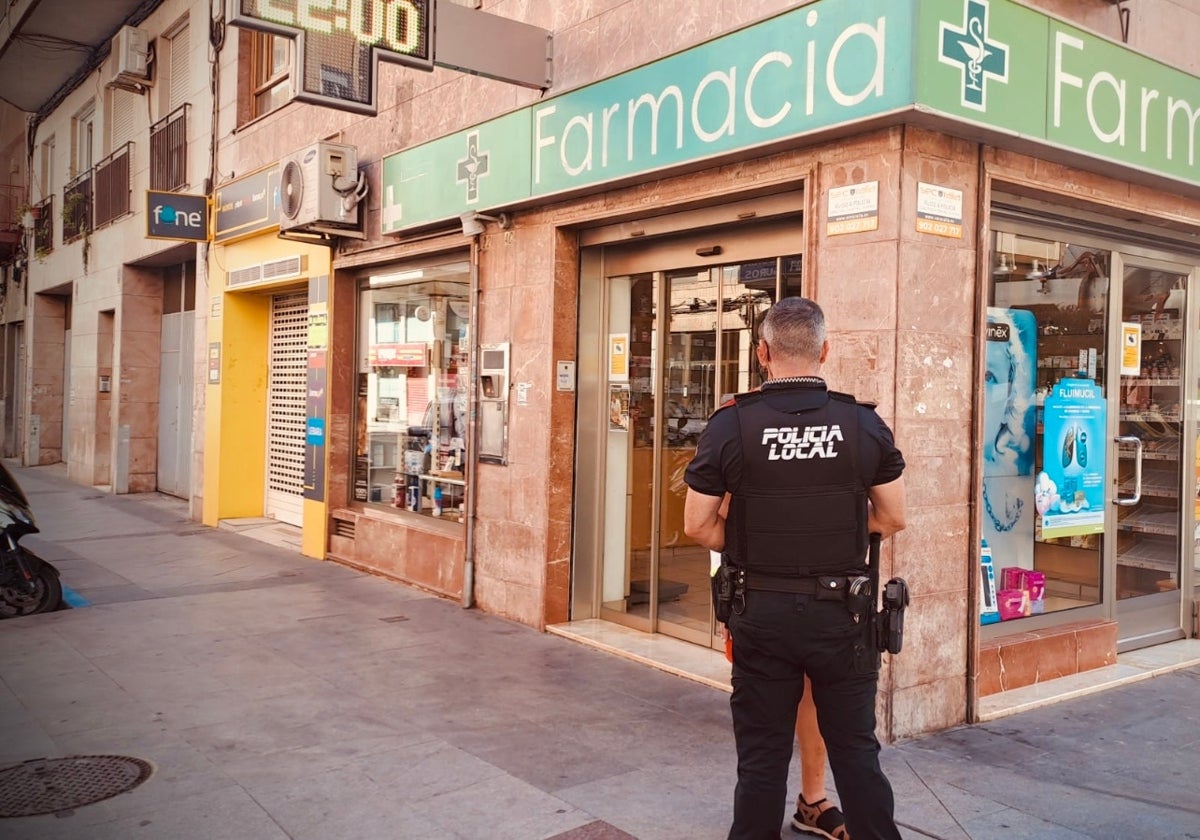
[0,755,153,818]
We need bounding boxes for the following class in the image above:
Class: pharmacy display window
[352,258,470,521]
[983,231,1112,625]
[984,221,1194,648]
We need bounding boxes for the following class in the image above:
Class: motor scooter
[0,461,62,617]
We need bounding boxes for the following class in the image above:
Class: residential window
[38,138,54,203]
[354,259,471,520]
[166,19,191,112]
[72,103,95,177]
[108,87,138,151]
[252,32,290,117]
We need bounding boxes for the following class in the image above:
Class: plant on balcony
[61,190,91,271]
[13,203,39,228]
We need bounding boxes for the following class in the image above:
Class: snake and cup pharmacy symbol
[939,0,1010,111]
[456,131,491,204]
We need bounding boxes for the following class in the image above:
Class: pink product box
[1000,567,1025,591]
[997,589,1031,621]
[1023,571,1046,614]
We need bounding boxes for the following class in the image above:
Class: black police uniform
[685,377,905,840]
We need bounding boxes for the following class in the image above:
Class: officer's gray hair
[761,297,825,362]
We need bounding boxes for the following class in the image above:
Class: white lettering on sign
[1054,30,1200,165]
[532,15,887,185]
[153,204,203,228]
[761,425,844,460]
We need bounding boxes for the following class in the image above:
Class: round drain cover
[0,755,153,818]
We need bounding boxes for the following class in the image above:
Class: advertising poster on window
[609,333,629,381]
[982,308,1038,573]
[609,384,630,432]
[1037,378,1107,539]
[1121,322,1141,376]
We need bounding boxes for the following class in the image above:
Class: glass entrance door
[596,256,799,648]
[1112,258,1189,647]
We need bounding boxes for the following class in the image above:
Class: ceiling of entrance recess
[0,0,148,113]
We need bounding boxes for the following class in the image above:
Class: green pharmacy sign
[381,0,1200,232]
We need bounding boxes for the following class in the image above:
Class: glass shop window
[354,261,470,521]
[983,230,1111,624]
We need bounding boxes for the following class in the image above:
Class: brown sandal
[791,795,850,840]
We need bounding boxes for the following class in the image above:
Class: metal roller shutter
[266,291,308,526]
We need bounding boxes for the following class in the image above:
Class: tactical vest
[728,389,869,577]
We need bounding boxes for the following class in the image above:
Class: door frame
[572,211,805,648]
[1107,252,1196,650]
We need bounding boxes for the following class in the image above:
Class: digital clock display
[230,0,433,114]
[238,0,431,64]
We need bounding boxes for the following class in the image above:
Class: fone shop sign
[146,191,209,242]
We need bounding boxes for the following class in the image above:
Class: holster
[876,576,910,655]
[865,533,909,655]
[711,554,745,623]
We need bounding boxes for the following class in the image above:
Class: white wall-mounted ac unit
[278,141,365,237]
[109,25,150,89]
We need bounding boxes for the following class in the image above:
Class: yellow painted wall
[203,288,269,524]
[203,234,331,564]
[302,497,328,558]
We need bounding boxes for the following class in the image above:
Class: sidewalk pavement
[2,462,1199,840]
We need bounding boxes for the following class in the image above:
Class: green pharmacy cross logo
[939,0,1009,111]
[456,132,490,204]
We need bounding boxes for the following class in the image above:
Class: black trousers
[726,590,901,840]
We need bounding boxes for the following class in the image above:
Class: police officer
[684,297,906,840]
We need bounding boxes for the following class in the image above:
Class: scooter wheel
[0,551,63,618]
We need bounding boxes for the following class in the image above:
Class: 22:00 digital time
[252,0,426,54]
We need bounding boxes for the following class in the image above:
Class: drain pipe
[462,237,481,608]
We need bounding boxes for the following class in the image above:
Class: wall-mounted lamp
[459,211,512,236]
[993,253,1013,275]
[1026,259,1046,280]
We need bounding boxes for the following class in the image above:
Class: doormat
[627,579,689,605]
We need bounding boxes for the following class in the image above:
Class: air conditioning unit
[110,26,150,83]
[278,141,366,236]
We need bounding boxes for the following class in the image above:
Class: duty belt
[742,571,851,598]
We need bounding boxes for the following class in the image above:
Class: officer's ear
[756,339,770,366]
[818,340,829,364]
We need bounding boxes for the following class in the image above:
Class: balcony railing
[33,196,52,256]
[62,172,92,243]
[93,142,132,228]
[150,104,188,192]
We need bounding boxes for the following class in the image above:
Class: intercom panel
[478,342,510,464]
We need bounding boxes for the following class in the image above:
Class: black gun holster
[711,553,745,624]
[866,533,910,655]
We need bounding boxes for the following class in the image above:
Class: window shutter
[168,23,190,112]
[109,89,139,151]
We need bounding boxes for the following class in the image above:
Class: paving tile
[547,820,640,840]
[244,764,434,840]
[958,805,1098,840]
[412,772,592,840]
[556,767,731,840]
[49,784,292,840]
[356,739,508,802]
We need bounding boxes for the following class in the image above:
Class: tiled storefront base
[978,638,1200,721]
[978,619,1118,697]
